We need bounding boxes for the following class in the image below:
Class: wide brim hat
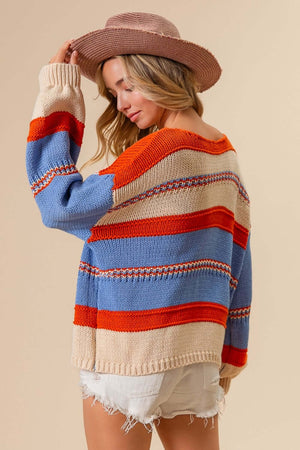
[69,12,222,93]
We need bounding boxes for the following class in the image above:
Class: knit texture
[26,63,252,385]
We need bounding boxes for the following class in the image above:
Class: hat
[69,12,221,92]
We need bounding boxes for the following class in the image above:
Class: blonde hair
[81,54,204,169]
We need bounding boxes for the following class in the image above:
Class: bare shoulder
[192,121,224,141]
[173,114,224,141]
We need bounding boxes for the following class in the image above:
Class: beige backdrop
[1,0,299,449]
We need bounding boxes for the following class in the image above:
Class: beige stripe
[220,362,246,379]
[97,180,250,230]
[32,65,85,122]
[71,322,225,376]
[219,377,231,394]
[113,149,242,206]
[71,326,96,371]
[32,90,85,123]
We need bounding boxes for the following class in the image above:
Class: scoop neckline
[159,127,227,143]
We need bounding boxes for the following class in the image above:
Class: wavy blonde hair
[81,54,203,169]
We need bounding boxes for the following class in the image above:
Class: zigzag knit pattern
[26,63,252,379]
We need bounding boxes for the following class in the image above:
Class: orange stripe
[222,344,247,367]
[27,111,84,147]
[99,129,234,189]
[73,302,228,331]
[73,305,98,328]
[233,222,250,249]
[88,206,249,249]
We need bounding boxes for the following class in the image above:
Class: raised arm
[26,42,114,241]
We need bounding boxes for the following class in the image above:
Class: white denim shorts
[79,362,225,433]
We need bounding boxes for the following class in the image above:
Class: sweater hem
[71,351,221,376]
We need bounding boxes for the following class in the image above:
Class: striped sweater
[26,63,252,387]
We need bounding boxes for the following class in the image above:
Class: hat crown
[105,12,181,39]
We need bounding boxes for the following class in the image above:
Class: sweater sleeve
[26,63,114,241]
[219,234,252,393]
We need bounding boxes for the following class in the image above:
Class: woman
[26,12,252,450]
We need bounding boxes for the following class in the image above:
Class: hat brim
[70,28,221,92]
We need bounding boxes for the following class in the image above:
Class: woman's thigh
[82,397,152,450]
[154,413,220,450]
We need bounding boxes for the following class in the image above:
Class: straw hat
[69,12,221,92]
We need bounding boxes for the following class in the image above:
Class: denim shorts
[79,362,225,433]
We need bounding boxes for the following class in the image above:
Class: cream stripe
[114,149,241,206]
[32,91,85,123]
[32,65,85,123]
[71,325,96,371]
[71,322,225,375]
[220,362,246,379]
[97,180,250,229]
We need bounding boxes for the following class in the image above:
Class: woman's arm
[26,42,114,241]
[220,236,252,393]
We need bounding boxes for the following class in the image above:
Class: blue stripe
[86,227,235,269]
[224,317,250,349]
[33,173,114,240]
[26,132,81,184]
[75,268,231,311]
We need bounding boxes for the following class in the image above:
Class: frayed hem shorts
[79,362,225,433]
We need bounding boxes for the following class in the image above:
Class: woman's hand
[49,39,78,65]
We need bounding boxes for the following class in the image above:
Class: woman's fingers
[49,39,78,65]
[70,49,78,65]
[49,40,72,63]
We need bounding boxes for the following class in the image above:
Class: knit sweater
[26,63,252,388]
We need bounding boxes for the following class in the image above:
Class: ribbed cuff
[39,63,81,89]
[219,377,231,394]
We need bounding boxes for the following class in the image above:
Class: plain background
[1,0,299,449]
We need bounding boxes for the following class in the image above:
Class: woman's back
[26,11,252,450]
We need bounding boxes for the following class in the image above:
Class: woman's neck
[157,107,224,141]
[157,107,199,130]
